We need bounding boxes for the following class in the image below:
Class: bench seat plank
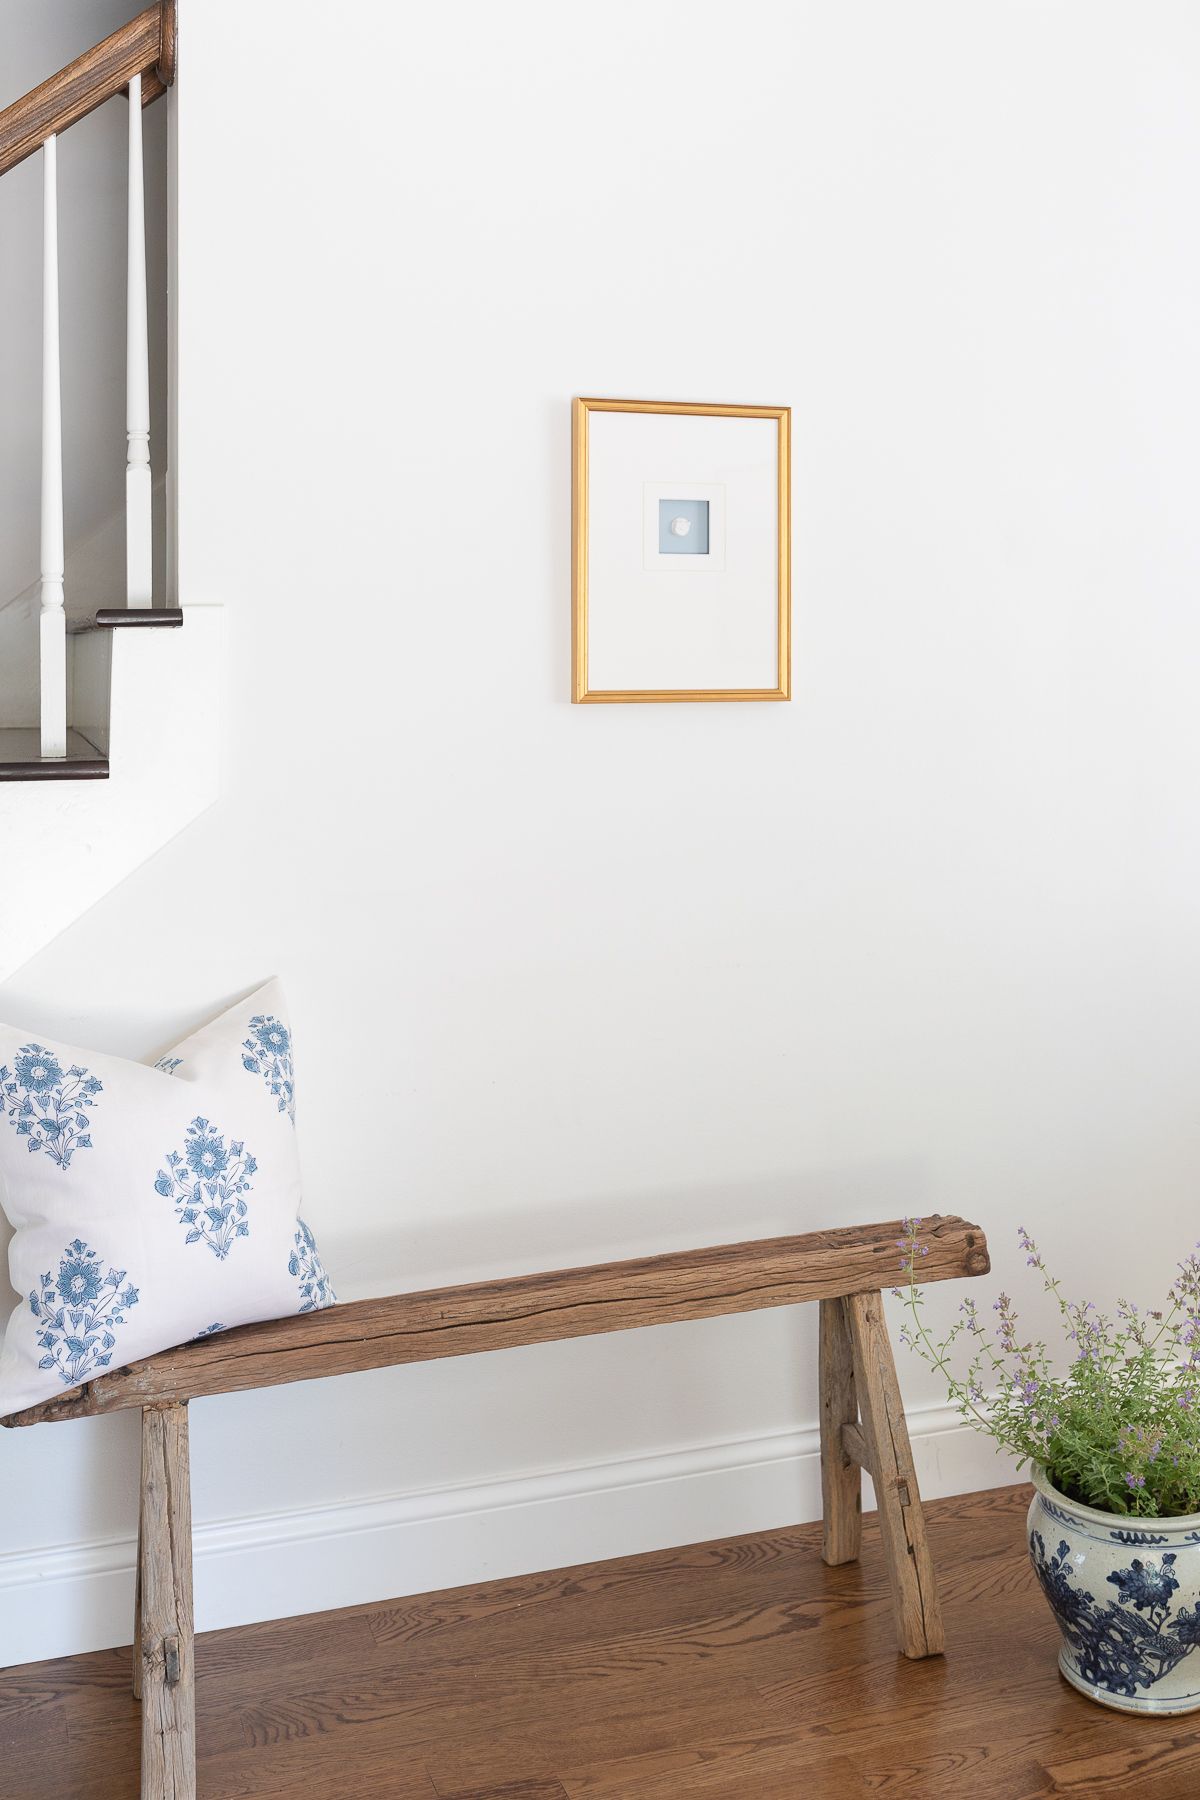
[1,1213,987,1428]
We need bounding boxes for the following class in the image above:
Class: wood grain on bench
[1,1214,987,1428]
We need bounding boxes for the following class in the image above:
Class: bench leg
[139,1402,196,1799]
[818,1296,861,1566]
[844,1290,945,1659]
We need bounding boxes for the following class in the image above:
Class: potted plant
[898,1218,1200,1714]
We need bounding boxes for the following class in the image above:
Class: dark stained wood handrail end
[157,0,177,88]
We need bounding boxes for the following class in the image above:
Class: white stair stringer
[0,605,224,984]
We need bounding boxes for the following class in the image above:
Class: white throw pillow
[0,981,335,1417]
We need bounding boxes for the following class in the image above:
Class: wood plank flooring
[4,1484,1200,1798]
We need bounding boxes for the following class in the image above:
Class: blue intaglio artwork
[155,1116,256,1259]
[30,1240,139,1387]
[1031,1531,1200,1697]
[242,1015,295,1122]
[289,1220,336,1312]
[0,1045,102,1169]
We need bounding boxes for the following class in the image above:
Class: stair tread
[68,606,184,634]
[0,728,108,782]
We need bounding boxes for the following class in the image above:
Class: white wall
[4,0,1200,1664]
[0,0,167,631]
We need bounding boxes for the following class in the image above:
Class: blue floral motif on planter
[0,1046,102,1169]
[29,1240,139,1388]
[155,1057,183,1076]
[154,1116,256,1259]
[289,1221,336,1313]
[242,1015,295,1123]
[1031,1531,1200,1697]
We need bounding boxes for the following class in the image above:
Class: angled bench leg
[819,1296,861,1566]
[139,1402,196,1800]
[844,1290,944,1659]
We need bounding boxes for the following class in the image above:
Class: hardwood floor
[4,1484,1200,1798]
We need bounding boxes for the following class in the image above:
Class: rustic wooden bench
[1,1213,988,1799]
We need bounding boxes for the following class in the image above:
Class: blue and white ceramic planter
[1028,1466,1200,1715]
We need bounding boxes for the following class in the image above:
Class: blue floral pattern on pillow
[0,1046,102,1169]
[155,1116,256,1259]
[289,1220,336,1312]
[29,1240,139,1387]
[242,1015,295,1123]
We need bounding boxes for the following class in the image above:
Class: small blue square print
[658,499,710,555]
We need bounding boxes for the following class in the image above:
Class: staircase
[0,1,223,981]
[0,2,184,781]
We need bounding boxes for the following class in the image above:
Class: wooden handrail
[0,1,175,181]
[0,1215,989,1426]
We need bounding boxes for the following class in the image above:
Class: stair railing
[0,3,176,757]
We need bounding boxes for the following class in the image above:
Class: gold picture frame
[572,397,791,704]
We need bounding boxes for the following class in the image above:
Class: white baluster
[126,71,152,607]
[40,132,66,759]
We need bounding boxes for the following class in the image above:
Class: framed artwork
[572,398,791,703]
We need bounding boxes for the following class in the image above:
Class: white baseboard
[0,1399,1020,1669]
